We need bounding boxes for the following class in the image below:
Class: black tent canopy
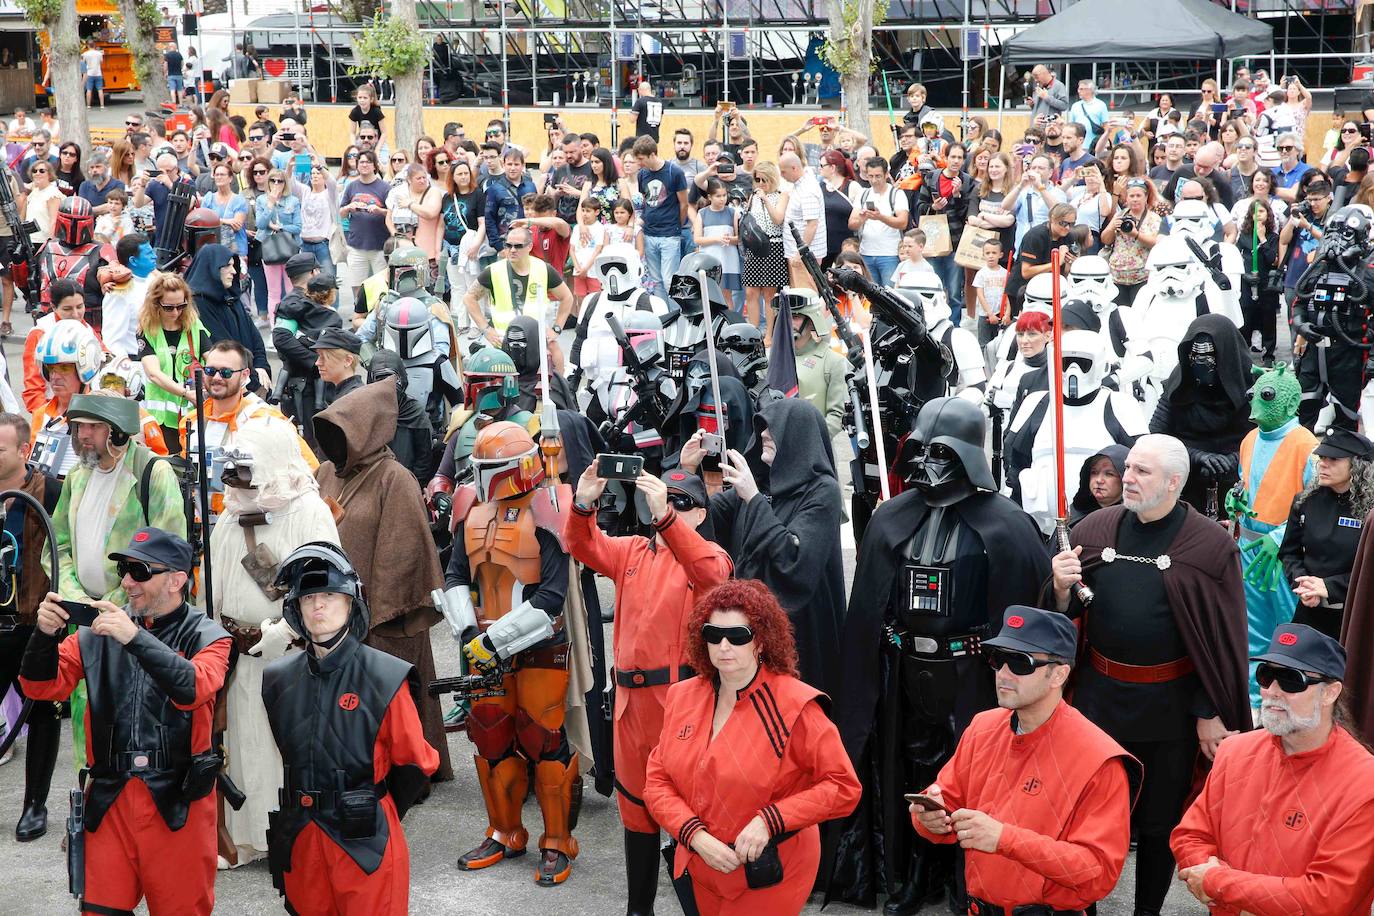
[1002,0,1274,64]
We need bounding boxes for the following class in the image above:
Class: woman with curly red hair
[644,580,861,914]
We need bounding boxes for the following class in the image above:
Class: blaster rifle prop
[67,786,84,899]
[1050,250,1094,606]
[0,164,41,311]
[0,487,59,763]
[428,664,510,703]
[153,179,196,272]
[535,285,562,511]
[789,225,869,450]
[829,266,956,390]
[193,368,214,618]
[859,328,891,502]
[600,313,671,445]
[698,270,730,491]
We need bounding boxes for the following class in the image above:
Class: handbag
[742,829,797,889]
[260,229,300,265]
[953,224,996,270]
[918,213,953,257]
[738,210,770,257]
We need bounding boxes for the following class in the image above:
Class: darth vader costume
[1148,313,1253,516]
[826,397,1050,913]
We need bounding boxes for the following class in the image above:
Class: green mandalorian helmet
[462,346,520,413]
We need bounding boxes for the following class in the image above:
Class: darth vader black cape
[823,487,1050,907]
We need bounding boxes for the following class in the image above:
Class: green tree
[119,0,171,111]
[18,0,88,152]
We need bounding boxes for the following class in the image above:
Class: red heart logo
[1278,633,1298,646]
[263,58,287,78]
[1008,615,1024,628]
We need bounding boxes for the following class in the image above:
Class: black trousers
[1296,337,1363,431]
[0,625,62,800]
[1120,736,1199,914]
[1239,284,1280,358]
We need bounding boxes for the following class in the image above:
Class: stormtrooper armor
[985,272,1056,370]
[1170,199,1243,321]
[572,243,672,386]
[895,274,986,403]
[1005,329,1147,534]
[1128,234,1239,413]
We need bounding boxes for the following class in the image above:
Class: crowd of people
[0,59,1373,916]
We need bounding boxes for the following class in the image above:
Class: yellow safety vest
[144,320,206,429]
[488,258,549,333]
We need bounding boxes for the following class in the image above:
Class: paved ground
[0,92,1231,914]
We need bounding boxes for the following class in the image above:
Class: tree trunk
[390,0,424,156]
[51,3,89,153]
[826,0,873,131]
[119,0,170,112]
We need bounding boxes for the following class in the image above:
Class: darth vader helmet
[901,396,994,505]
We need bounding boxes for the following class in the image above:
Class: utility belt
[615,665,695,689]
[888,624,989,661]
[967,897,1084,916]
[1088,647,1195,684]
[280,777,388,819]
[0,612,25,633]
[219,615,263,656]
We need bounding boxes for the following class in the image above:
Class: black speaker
[182,13,198,36]
[1332,87,1371,114]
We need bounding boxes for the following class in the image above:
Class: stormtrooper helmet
[1146,235,1205,299]
[1169,199,1216,244]
[895,271,950,327]
[1067,255,1119,310]
[591,243,642,298]
[1060,329,1106,400]
[1022,272,1057,316]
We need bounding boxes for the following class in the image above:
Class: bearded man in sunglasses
[21,526,231,916]
[1172,623,1374,915]
[912,606,1138,915]
[1052,433,1251,916]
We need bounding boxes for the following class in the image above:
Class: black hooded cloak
[1069,443,1129,526]
[503,315,577,413]
[1149,313,1252,513]
[185,243,270,382]
[706,398,843,695]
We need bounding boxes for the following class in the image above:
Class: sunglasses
[202,366,242,379]
[1256,662,1332,694]
[252,169,267,175]
[269,178,285,184]
[391,157,406,163]
[984,648,1061,676]
[126,120,142,127]
[1237,142,1256,149]
[61,150,77,156]
[249,135,265,142]
[30,167,47,174]
[117,559,173,582]
[159,303,187,312]
[504,241,528,249]
[347,153,358,160]
[486,131,502,138]
[435,158,449,165]
[1343,127,1361,134]
[1278,145,1296,152]
[238,154,253,161]
[668,494,699,512]
[1054,218,1074,228]
[702,624,755,646]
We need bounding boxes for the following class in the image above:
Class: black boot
[624,829,660,915]
[16,702,59,842]
[883,846,954,916]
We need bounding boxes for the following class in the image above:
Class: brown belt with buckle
[1089,647,1195,684]
[220,616,262,655]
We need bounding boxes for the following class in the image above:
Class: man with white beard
[1171,623,1374,914]
[1051,434,1251,916]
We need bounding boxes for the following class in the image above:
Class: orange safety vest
[1238,426,1318,527]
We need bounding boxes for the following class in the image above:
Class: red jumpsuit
[564,502,732,831]
[1170,725,1374,916]
[21,626,229,916]
[282,685,440,916]
[643,668,861,914]
[912,701,1135,912]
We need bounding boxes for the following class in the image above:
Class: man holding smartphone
[21,527,231,915]
[911,606,1136,915]
[565,465,731,914]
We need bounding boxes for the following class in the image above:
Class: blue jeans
[680,223,696,258]
[863,254,900,288]
[927,254,965,314]
[301,239,334,278]
[168,75,184,95]
[644,234,682,294]
[249,261,268,316]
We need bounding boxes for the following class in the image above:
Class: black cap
[1251,623,1347,680]
[983,606,1078,661]
[284,251,319,280]
[108,527,196,573]
[307,274,338,294]
[310,327,362,354]
[1313,427,1374,460]
[660,468,708,509]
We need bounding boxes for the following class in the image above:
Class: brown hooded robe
[1338,507,1374,739]
[314,380,453,781]
[1065,504,1253,732]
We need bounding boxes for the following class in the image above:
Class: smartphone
[597,453,644,480]
[543,112,559,126]
[1210,103,1227,115]
[865,201,877,211]
[717,162,735,176]
[59,600,101,628]
[719,101,737,112]
[904,793,949,814]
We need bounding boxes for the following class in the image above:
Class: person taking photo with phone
[910,606,1137,915]
[565,465,731,913]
